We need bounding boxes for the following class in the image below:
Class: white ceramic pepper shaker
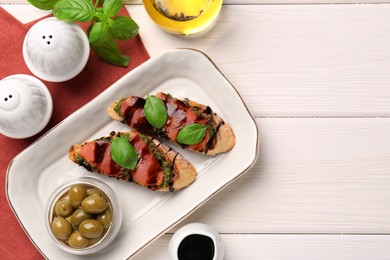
[0,74,52,138]
[23,17,90,82]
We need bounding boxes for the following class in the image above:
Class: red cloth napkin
[0,7,149,259]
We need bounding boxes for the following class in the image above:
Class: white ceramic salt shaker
[168,223,224,260]
[0,74,53,139]
[23,17,90,82]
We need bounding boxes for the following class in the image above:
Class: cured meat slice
[69,131,196,191]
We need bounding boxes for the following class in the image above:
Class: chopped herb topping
[119,133,130,140]
[140,134,173,189]
[121,168,130,177]
[75,155,92,171]
[114,98,126,119]
[97,136,112,142]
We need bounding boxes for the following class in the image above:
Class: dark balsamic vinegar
[178,234,215,260]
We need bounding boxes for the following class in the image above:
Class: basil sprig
[143,96,168,129]
[28,0,139,67]
[111,137,138,170]
[176,123,207,145]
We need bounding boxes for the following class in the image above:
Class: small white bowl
[45,177,122,255]
[0,74,52,139]
[23,17,90,82]
[169,223,224,260]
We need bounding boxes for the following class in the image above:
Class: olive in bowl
[45,177,122,255]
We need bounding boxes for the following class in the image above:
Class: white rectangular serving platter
[6,49,259,259]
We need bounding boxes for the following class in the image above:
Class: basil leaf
[89,21,109,43]
[144,96,167,129]
[89,22,130,67]
[94,10,109,22]
[111,137,137,170]
[28,0,59,10]
[53,0,94,22]
[176,124,207,145]
[108,16,139,40]
[103,0,122,18]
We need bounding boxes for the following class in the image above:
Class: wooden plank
[169,118,390,234]
[3,4,390,117]
[128,4,390,117]
[1,4,50,22]
[132,234,390,259]
[3,3,390,260]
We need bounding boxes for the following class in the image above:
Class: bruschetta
[107,92,235,155]
[68,130,196,191]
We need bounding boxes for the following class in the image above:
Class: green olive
[70,208,92,227]
[87,189,102,197]
[54,198,73,217]
[81,195,107,214]
[68,231,89,249]
[51,217,72,240]
[97,209,112,229]
[90,234,105,245]
[79,219,104,239]
[69,185,87,209]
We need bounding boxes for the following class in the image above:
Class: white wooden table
[2,0,390,259]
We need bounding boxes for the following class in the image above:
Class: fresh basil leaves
[142,96,207,145]
[108,16,139,40]
[176,123,207,145]
[89,21,130,67]
[53,0,94,22]
[144,96,168,129]
[28,0,139,67]
[102,0,122,18]
[111,137,138,170]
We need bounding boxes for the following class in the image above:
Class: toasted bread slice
[107,92,235,155]
[69,130,196,191]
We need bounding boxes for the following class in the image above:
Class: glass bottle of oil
[143,0,223,35]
